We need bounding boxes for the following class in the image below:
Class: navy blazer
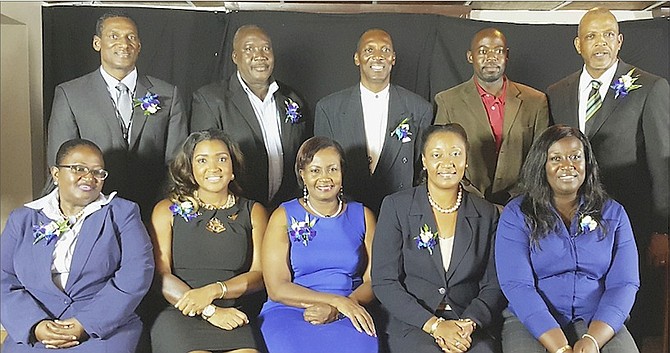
[372,186,505,336]
[0,197,154,352]
[314,84,433,214]
[191,74,312,209]
[547,61,669,236]
[47,70,188,219]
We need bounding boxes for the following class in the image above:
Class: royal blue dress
[259,199,378,353]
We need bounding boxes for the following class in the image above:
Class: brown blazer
[434,77,548,205]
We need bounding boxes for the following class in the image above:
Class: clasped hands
[432,319,475,353]
[174,285,248,330]
[34,318,87,349]
[302,296,376,337]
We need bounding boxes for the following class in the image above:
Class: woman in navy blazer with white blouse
[372,124,505,353]
[0,139,154,352]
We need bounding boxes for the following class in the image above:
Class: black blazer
[47,69,188,219]
[191,74,312,209]
[547,61,670,236]
[372,186,505,337]
[314,84,433,214]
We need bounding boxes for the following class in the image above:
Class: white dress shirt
[438,235,455,311]
[578,61,618,132]
[360,83,390,174]
[237,71,284,202]
[25,189,116,291]
[100,66,138,143]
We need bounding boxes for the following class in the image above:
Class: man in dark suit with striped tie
[547,7,669,341]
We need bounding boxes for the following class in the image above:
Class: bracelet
[216,281,227,299]
[555,345,571,353]
[582,333,600,352]
[429,317,446,336]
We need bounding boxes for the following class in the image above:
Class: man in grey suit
[435,28,548,206]
[547,7,669,340]
[314,29,433,214]
[47,11,187,221]
[191,25,311,209]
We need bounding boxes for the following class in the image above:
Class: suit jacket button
[438,287,446,294]
[402,157,408,163]
[399,183,404,189]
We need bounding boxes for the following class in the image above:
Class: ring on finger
[188,311,196,317]
[454,340,461,347]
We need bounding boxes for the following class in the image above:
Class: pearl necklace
[306,197,343,218]
[60,207,87,225]
[196,192,236,210]
[427,186,462,214]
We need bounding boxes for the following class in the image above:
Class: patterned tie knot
[116,82,129,93]
[591,80,601,90]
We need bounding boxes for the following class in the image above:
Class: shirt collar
[25,188,116,221]
[359,82,390,100]
[578,60,619,93]
[474,76,507,103]
[100,66,137,94]
[236,70,278,102]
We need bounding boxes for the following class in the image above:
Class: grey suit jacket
[47,69,187,219]
[547,61,669,236]
[314,84,433,213]
[190,74,312,209]
[372,186,505,342]
[435,77,548,205]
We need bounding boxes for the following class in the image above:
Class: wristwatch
[201,304,216,320]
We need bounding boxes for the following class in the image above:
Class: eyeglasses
[56,164,109,180]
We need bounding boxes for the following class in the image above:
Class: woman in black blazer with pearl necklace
[372,124,505,353]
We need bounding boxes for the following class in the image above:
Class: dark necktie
[585,80,602,122]
[115,83,132,141]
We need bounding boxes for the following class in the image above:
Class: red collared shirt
[475,77,507,153]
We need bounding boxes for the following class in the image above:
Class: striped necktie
[115,83,133,141]
[585,80,602,122]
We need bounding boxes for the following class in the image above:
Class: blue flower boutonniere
[284,98,302,124]
[578,214,598,235]
[33,219,71,246]
[289,213,317,246]
[611,68,642,99]
[390,117,412,143]
[170,201,199,222]
[415,224,438,255]
[134,92,161,116]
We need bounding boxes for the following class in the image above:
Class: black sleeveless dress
[151,197,261,352]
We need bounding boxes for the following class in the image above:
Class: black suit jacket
[47,69,187,219]
[314,84,433,214]
[547,61,669,237]
[372,186,505,339]
[190,74,312,209]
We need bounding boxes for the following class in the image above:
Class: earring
[231,173,235,180]
[303,185,308,203]
[53,181,58,186]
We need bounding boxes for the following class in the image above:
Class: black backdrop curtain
[42,6,669,127]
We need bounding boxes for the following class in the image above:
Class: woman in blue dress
[259,136,378,353]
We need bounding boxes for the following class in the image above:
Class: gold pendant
[206,217,226,233]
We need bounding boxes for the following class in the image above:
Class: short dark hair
[55,138,103,165]
[295,136,347,188]
[95,11,138,37]
[168,129,245,202]
[518,124,609,245]
[420,123,470,155]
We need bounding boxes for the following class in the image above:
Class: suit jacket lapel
[445,193,475,282]
[31,213,63,293]
[346,86,371,175]
[586,62,629,138]
[375,85,408,177]
[560,74,580,128]
[502,82,522,141]
[409,187,447,285]
[64,207,108,292]
[91,72,127,146]
[129,75,152,149]
[229,77,264,141]
[463,79,496,141]
[274,87,294,147]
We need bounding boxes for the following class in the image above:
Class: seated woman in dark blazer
[0,138,154,352]
[372,124,505,353]
[495,125,639,353]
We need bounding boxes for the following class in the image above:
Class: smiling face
[545,136,586,199]
[93,16,141,80]
[354,29,396,92]
[467,29,508,83]
[191,139,235,198]
[232,26,274,88]
[299,147,343,203]
[52,145,105,211]
[574,9,623,78]
[422,130,467,191]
